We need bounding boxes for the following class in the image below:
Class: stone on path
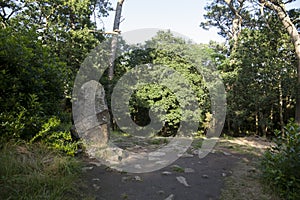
[184,168,195,173]
[164,194,175,200]
[202,174,209,179]
[223,151,232,156]
[134,176,142,181]
[92,183,101,191]
[162,171,172,175]
[89,161,101,167]
[82,166,93,172]
[176,176,190,187]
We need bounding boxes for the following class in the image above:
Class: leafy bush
[0,27,66,140]
[0,27,79,155]
[30,116,78,156]
[261,120,300,200]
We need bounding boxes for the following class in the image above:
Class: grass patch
[0,141,82,200]
[220,159,281,200]
[171,165,184,173]
[218,137,282,200]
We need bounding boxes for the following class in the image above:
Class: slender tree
[259,0,300,124]
[202,0,300,125]
[108,0,125,81]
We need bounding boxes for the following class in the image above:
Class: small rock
[122,176,130,182]
[184,168,195,173]
[134,176,142,181]
[92,178,100,181]
[193,149,200,155]
[176,176,190,187]
[202,174,209,179]
[222,173,227,177]
[93,184,101,191]
[181,153,194,158]
[105,167,114,172]
[223,152,232,156]
[82,166,93,172]
[164,194,175,200]
[162,171,172,175]
[89,161,101,167]
[248,168,256,173]
[157,190,165,195]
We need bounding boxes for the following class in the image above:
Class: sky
[101,0,300,44]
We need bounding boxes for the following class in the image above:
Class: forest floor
[75,135,281,200]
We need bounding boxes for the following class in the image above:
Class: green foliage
[261,120,300,199]
[202,1,299,136]
[113,31,213,136]
[0,27,65,139]
[0,142,82,200]
[0,0,111,152]
[30,116,78,156]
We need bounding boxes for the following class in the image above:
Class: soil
[76,136,273,200]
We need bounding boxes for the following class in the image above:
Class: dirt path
[76,137,273,200]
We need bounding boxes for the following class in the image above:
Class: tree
[111,31,215,136]
[0,27,65,139]
[0,0,112,96]
[202,0,300,132]
[259,0,300,124]
[0,0,112,152]
[108,0,125,81]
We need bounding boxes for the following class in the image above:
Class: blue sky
[101,0,300,44]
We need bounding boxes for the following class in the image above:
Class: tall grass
[0,142,82,200]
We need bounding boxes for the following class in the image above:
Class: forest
[0,0,299,199]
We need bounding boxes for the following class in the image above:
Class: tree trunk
[108,0,125,81]
[278,79,284,134]
[255,110,259,136]
[108,0,125,130]
[261,0,300,124]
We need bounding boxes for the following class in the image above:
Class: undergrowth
[0,142,82,200]
[261,121,300,200]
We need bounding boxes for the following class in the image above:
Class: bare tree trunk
[108,0,125,130]
[255,110,259,136]
[261,0,300,124]
[278,79,285,134]
[108,0,125,81]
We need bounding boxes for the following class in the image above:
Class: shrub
[30,116,78,156]
[261,120,300,200]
